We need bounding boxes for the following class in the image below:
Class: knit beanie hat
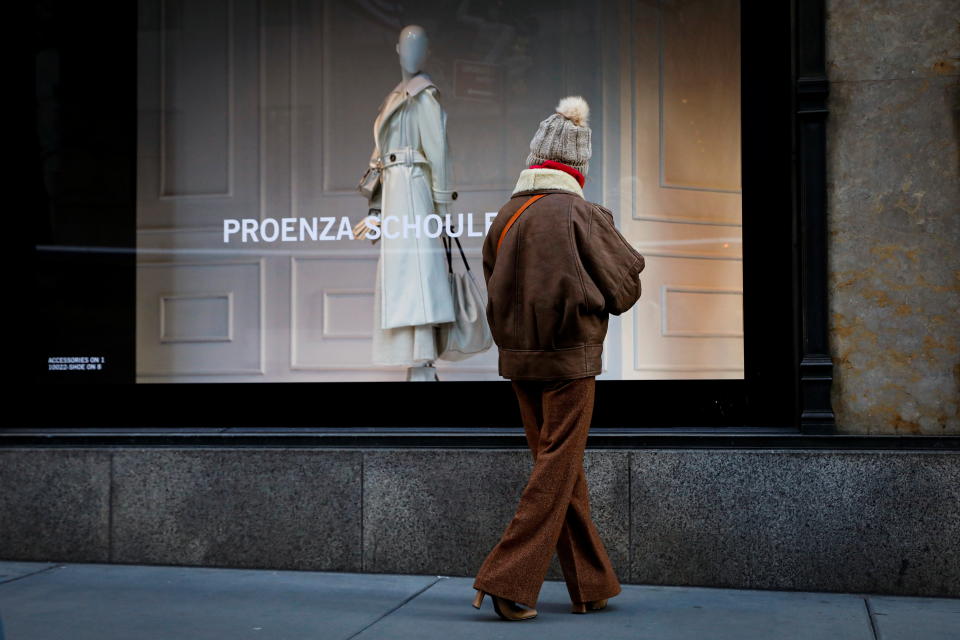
[525,96,591,175]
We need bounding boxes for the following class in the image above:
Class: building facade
[7,0,958,599]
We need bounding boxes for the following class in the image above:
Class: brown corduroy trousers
[472,375,622,609]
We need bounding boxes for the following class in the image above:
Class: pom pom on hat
[555,95,589,127]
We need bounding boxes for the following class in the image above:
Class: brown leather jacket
[482,173,646,381]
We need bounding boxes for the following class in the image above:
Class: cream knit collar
[511,167,584,199]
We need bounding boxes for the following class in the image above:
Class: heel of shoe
[491,595,537,621]
[473,587,537,620]
[571,597,609,613]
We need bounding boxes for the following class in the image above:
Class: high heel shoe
[571,598,608,614]
[472,588,538,621]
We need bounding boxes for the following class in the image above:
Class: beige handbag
[437,230,493,361]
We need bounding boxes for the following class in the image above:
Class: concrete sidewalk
[0,561,957,640]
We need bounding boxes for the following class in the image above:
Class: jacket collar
[511,167,584,199]
[375,72,436,151]
[389,70,436,99]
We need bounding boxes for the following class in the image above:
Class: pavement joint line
[108,453,115,561]
[0,563,64,587]
[863,597,883,640]
[628,450,633,583]
[343,575,449,640]
[360,454,365,573]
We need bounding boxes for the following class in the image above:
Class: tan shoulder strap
[496,193,549,255]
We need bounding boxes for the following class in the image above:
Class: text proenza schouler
[223,213,498,243]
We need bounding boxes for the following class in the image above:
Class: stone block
[111,449,363,571]
[630,451,960,597]
[361,449,630,582]
[0,450,110,562]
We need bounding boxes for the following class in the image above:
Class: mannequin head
[396,25,428,75]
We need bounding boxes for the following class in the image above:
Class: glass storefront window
[34,0,820,431]
[132,0,743,383]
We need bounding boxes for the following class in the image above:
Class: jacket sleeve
[573,202,646,316]
[417,87,456,216]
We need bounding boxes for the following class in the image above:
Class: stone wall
[826,0,960,433]
[3,447,957,597]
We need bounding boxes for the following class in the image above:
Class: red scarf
[528,160,585,187]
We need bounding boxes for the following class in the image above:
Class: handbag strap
[442,224,471,274]
[496,193,548,255]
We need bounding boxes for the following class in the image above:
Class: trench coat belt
[380,147,428,168]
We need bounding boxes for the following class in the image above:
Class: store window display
[132,1,742,385]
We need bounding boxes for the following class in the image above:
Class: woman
[471,96,646,621]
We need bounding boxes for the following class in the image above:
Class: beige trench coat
[369,72,457,366]
[366,71,457,364]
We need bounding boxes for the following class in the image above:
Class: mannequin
[355,25,457,381]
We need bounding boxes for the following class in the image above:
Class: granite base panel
[1,448,956,597]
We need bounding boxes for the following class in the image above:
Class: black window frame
[25,0,838,439]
